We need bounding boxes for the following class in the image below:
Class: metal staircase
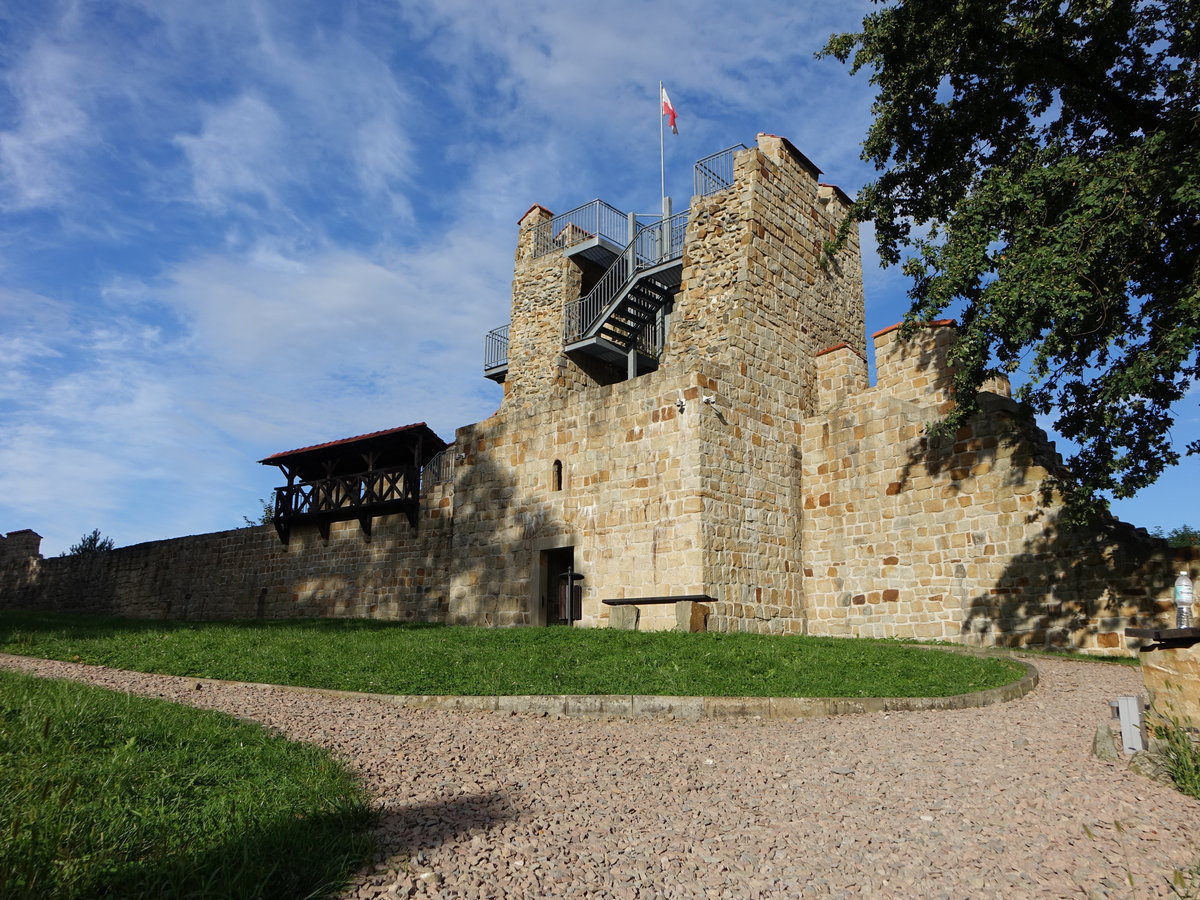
[482,144,748,382]
[563,209,688,374]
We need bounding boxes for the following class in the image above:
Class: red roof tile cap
[871,319,956,339]
[755,133,822,177]
[518,203,554,224]
[815,341,867,361]
[819,182,854,205]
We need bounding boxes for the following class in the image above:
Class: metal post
[660,195,672,264]
[1117,695,1147,754]
[659,80,665,204]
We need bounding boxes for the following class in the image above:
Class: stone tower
[450,134,865,631]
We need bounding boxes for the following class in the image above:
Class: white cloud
[151,234,506,437]
[0,39,90,208]
[173,95,287,211]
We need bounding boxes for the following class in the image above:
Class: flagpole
[659,80,666,205]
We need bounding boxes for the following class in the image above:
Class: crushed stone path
[2,653,1197,898]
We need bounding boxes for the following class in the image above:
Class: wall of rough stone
[0,479,453,621]
[800,324,1191,654]
[446,135,870,634]
[684,136,867,634]
[501,205,590,412]
[447,369,709,630]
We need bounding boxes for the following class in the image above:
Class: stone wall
[800,324,1192,654]
[0,479,453,621]
[442,135,869,634]
[684,137,867,634]
[447,367,709,631]
[501,205,590,411]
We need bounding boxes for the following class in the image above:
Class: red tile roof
[259,422,445,465]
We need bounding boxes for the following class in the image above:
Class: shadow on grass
[111,792,513,900]
[5,751,514,900]
[59,807,374,900]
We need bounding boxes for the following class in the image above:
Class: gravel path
[3,653,1197,899]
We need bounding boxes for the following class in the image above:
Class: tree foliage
[1153,524,1200,547]
[242,497,274,528]
[64,529,115,556]
[823,0,1199,518]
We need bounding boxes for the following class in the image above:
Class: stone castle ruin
[2,134,1192,653]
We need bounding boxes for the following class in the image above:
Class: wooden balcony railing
[272,465,420,542]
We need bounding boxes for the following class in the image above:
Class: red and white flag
[661,85,678,135]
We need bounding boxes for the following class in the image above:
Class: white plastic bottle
[1175,571,1195,628]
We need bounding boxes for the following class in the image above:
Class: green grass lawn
[0,611,1026,698]
[0,669,372,900]
[989,644,1140,666]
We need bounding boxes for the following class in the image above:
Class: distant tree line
[1153,525,1200,548]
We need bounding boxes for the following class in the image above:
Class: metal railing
[634,312,666,358]
[528,199,631,258]
[693,144,747,197]
[563,209,689,344]
[483,323,509,371]
[421,448,454,486]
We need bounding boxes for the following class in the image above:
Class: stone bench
[603,595,714,632]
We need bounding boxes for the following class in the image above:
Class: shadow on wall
[443,421,564,628]
[961,507,1195,651]
[895,380,1190,650]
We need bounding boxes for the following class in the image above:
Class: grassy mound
[0,611,1025,698]
[0,669,372,899]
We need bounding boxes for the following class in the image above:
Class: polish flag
[661,85,678,134]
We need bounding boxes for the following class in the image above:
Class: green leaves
[825,0,1200,519]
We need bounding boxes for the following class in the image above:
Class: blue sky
[1,0,1194,555]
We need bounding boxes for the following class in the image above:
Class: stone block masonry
[801,325,1192,654]
[1,479,453,622]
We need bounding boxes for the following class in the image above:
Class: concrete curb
[177,648,1039,722]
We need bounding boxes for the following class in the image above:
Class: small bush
[1152,525,1200,548]
[62,529,115,556]
[241,497,274,528]
[1156,714,1200,801]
